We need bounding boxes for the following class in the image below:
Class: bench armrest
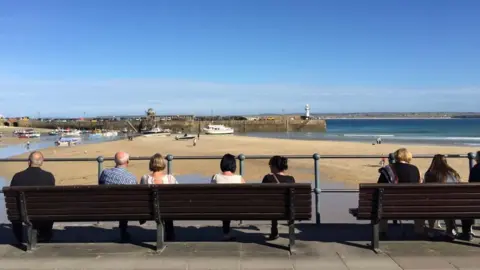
[349,208,359,217]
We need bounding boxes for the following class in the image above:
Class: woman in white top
[140,153,178,185]
[139,153,177,241]
[211,154,245,240]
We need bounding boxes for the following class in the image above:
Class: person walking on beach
[10,151,55,243]
[211,154,245,240]
[460,150,480,241]
[424,154,460,240]
[193,138,197,147]
[98,152,137,240]
[262,155,296,240]
[26,141,30,150]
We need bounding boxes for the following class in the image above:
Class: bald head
[28,151,44,167]
[114,152,130,167]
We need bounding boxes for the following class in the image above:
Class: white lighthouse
[305,104,310,119]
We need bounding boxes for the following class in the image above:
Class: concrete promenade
[2,221,480,269]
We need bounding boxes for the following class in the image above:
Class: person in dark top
[424,155,460,240]
[377,149,420,184]
[10,151,55,243]
[377,148,424,238]
[460,151,480,241]
[262,155,295,240]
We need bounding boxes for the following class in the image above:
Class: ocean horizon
[242,118,480,147]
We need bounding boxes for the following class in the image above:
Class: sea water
[243,118,480,146]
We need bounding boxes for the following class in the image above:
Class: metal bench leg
[288,220,296,255]
[371,220,380,253]
[27,224,37,251]
[156,221,166,253]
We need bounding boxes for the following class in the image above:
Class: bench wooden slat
[5,200,312,210]
[8,213,311,222]
[360,193,480,200]
[7,206,311,215]
[5,194,311,204]
[359,199,480,207]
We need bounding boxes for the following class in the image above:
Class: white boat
[203,124,234,135]
[142,127,171,137]
[55,137,81,147]
[175,134,196,140]
[102,131,119,137]
[17,129,41,138]
[62,129,81,137]
[48,131,59,136]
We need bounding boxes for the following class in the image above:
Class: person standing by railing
[211,153,245,241]
[262,155,296,240]
[377,148,424,239]
[424,154,460,240]
[460,150,480,241]
[140,153,177,241]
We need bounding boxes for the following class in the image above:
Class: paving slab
[390,256,456,270]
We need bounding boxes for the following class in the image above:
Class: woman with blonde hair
[377,148,424,239]
[140,153,177,241]
[140,153,178,184]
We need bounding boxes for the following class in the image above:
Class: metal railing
[0,152,478,225]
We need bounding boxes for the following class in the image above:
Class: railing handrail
[1,152,477,225]
[0,153,474,162]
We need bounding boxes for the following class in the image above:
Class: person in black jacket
[377,148,424,238]
[10,151,56,243]
[262,156,295,240]
[459,151,480,241]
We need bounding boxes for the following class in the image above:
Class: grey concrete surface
[2,221,480,269]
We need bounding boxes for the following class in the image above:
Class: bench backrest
[357,183,480,220]
[3,184,311,222]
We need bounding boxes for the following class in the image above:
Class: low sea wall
[26,119,327,133]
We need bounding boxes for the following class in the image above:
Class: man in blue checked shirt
[99,151,137,240]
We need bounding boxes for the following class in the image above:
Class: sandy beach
[0,135,477,187]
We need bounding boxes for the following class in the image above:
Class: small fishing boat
[142,127,171,137]
[55,137,81,147]
[175,134,196,140]
[17,129,41,138]
[48,130,59,136]
[203,124,234,135]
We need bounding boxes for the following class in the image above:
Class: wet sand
[0,135,476,187]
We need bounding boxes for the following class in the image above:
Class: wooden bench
[350,183,480,252]
[2,183,312,253]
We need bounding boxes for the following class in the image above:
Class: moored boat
[203,124,234,135]
[175,134,196,140]
[55,137,81,147]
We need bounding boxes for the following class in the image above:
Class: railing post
[313,153,321,225]
[238,154,245,176]
[96,156,104,184]
[166,154,173,175]
[468,152,475,172]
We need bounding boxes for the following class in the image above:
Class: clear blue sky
[1,0,479,117]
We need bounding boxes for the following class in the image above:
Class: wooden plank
[2,183,312,192]
[6,200,312,211]
[7,206,311,216]
[359,205,480,213]
[8,194,311,204]
[360,193,480,200]
[8,213,311,222]
[359,199,480,207]
[358,212,480,219]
